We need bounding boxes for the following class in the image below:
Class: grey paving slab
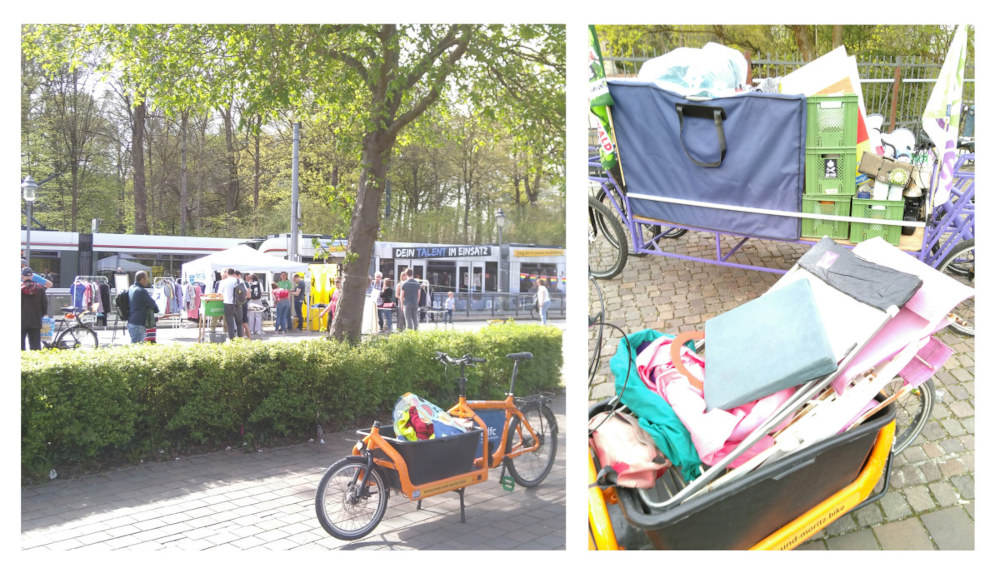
[589,229,975,551]
[22,391,565,551]
[921,506,975,550]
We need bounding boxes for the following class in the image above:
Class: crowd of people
[20,259,556,349]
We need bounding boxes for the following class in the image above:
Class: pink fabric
[831,239,972,394]
[636,335,796,468]
[899,336,953,387]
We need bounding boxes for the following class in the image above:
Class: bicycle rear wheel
[935,239,974,336]
[889,378,935,455]
[505,402,557,487]
[315,457,388,541]
[54,325,98,350]
[589,195,627,280]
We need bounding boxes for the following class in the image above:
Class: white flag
[922,25,968,207]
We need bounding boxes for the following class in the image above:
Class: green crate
[849,198,905,246]
[805,147,858,196]
[802,194,852,239]
[201,299,224,317]
[806,95,859,148]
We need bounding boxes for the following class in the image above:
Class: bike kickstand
[499,461,516,492]
[458,488,466,523]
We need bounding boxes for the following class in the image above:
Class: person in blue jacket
[127,271,160,343]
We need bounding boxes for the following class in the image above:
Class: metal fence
[603,52,975,141]
[427,291,565,321]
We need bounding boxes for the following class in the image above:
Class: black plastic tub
[591,398,894,550]
[375,428,484,486]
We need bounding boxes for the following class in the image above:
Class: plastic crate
[806,95,859,148]
[805,147,858,196]
[801,194,852,239]
[850,198,905,246]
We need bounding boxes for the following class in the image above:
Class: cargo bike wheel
[887,377,935,455]
[594,187,686,255]
[589,195,627,279]
[315,457,389,540]
[505,402,558,487]
[935,239,974,336]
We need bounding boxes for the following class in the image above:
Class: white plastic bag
[638,42,748,98]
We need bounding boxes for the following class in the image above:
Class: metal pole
[25,201,32,265]
[290,122,300,262]
[498,226,504,297]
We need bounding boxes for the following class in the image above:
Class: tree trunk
[146,116,155,233]
[832,25,844,50]
[180,110,188,235]
[131,100,149,234]
[253,115,262,210]
[790,25,816,62]
[220,105,240,233]
[331,130,393,341]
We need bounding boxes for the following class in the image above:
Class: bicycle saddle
[506,352,533,361]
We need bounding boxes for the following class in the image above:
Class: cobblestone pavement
[21,393,565,551]
[588,230,974,550]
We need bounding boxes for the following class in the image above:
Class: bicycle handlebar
[434,352,486,365]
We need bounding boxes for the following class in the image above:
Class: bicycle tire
[505,402,557,487]
[595,188,686,256]
[935,239,974,336]
[315,457,388,540]
[889,378,936,455]
[589,195,627,280]
[530,305,538,320]
[54,324,99,350]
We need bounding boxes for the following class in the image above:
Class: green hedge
[21,322,562,480]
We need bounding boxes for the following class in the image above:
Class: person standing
[321,276,342,334]
[272,281,291,333]
[235,271,252,339]
[395,270,407,331]
[21,267,47,350]
[400,268,422,331]
[247,273,264,335]
[218,268,242,340]
[127,271,160,344]
[22,259,52,288]
[444,291,455,324]
[277,271,292,291]
[536,278,551,325]
[378,278,395,332]
[292,272,306,331]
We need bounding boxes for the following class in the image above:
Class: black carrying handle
[675,103,727,168]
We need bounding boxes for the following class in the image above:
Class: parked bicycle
[315,351,558,540]
[44,306,100,350]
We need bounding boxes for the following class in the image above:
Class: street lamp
[495,208,506,296]
[22,175,38,266]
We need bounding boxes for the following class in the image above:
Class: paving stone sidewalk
[21,393,565,551]
[588,231,974,550]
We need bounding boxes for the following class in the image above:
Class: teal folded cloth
[704,278,837,411]
[610,329,702,481]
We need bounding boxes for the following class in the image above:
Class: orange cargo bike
[315,351,558,540]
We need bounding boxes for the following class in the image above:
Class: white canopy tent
[181,244,309,292]
[96,255,151,273]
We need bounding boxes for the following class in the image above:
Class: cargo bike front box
[589,398,895,550]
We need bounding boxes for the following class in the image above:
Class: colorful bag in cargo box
[392,393,472,441]
[607,80,806,240]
